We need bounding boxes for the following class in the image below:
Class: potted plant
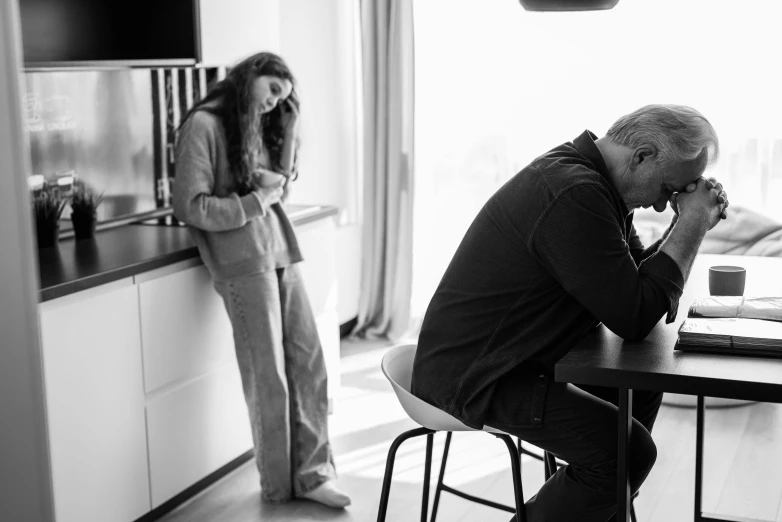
[69,180,104,240]
[32,183,67,248]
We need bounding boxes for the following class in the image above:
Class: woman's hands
[280,90,300,138]
[253,184,284,211]
[251,166,288,179]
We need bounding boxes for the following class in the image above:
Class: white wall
[279,0,362,324]
[199,0,363,324]
[198,0,281,66]
[0,0,56,520]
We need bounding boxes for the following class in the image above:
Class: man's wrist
[674,210,709,238]
[660,212,708,282]
[667,212,679,230]
[659,213,678,242]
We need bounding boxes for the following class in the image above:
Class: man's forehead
[671,149,707,188]
[689,148,709,173]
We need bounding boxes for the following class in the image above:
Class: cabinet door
[38,280,150,522]
[138,261,252,507]
[146,361,253,507]
[198,0,280,67]
[137,262,234,394]
[295,217,340,402]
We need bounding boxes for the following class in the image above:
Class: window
[412,0,782,318]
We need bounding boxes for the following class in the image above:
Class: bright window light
[412,0,782,318]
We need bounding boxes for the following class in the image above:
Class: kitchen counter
[36,203,343,521]
[37,204,338,302]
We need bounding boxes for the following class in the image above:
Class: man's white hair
[606,104,720,168]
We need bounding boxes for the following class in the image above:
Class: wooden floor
[158,338,782,522]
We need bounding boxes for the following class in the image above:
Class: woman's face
[250,75,293,114]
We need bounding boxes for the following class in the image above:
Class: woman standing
[173,52,350,509]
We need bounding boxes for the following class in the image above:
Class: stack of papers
[688,296,782,322]
[676,297,782,357]
[677,318,782,356]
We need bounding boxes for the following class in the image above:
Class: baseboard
[135,449,254,522]
[340,316,357,338]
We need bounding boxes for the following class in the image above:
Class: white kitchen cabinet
[139,214,341,504]
[137,259,252,507]
[136,259,235,394]
[34,212,341,520]
[198,0,281,67]
[38,280,150,522]
[295,215,341,405]
[138,217,341,408]
[146,361,253,507]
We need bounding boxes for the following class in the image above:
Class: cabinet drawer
[146,361,253,507]
[138,264,234,393]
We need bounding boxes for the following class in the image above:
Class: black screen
[20,0,198,65]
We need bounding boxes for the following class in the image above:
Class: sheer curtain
[353,0,415,340]
[411,0,782,322]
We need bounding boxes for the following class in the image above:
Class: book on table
[676,296,782,356]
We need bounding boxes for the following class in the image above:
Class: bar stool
[378,343,555,521]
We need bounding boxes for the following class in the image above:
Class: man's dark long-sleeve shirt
[411,130,685,430]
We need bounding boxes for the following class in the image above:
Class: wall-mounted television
[20,0,200,68]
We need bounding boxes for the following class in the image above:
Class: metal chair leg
[543,452,551,479]
[380,430,531,521]
[544,451,557,481]
[430,432,453,522]
[433,432,517,515]
[515,437,524,476]
[495,434,527,522]
[377,427,436,522]
[517,438,546,463]
[421,433,434,522]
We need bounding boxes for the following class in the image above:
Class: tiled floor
[159,337,782,522]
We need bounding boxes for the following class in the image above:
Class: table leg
[618,388,633,522]
[694,395,705,522]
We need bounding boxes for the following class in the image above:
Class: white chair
[378,343,530,522]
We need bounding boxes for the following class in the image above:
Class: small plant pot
[36,220,60,248]
[71,212,97,240]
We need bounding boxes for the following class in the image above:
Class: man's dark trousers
[486,373,663,522]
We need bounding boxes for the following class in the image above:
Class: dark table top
[37,204,338,303]
[554,254,782,403]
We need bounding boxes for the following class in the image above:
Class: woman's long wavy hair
[180,52,300,195]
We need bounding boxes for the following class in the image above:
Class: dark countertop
[37,204,338,303]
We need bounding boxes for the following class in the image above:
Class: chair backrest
[381,343,476,432]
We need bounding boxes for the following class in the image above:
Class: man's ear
[630,145,657,171]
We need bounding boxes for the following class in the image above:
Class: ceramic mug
[709,265,746,296]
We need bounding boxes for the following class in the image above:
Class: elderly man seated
[411,104,729,522]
